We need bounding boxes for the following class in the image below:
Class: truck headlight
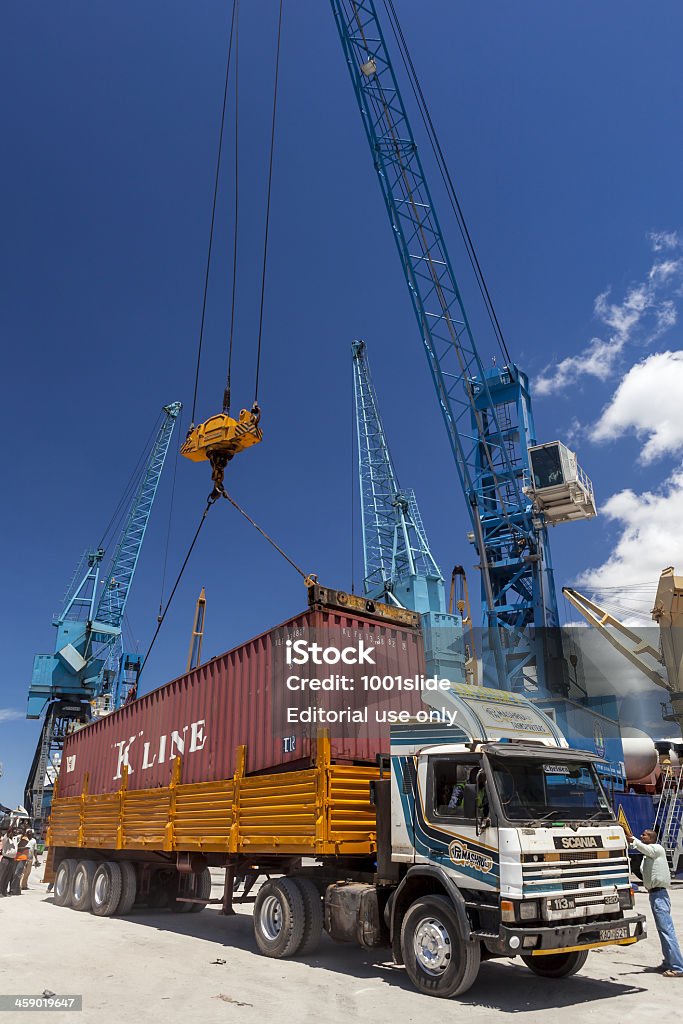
[519,901,539,921]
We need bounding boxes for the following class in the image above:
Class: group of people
[0,825,39,896]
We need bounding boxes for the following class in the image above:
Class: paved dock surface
[1,867,680,1023]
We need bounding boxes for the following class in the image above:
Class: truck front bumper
[489,913,646,957]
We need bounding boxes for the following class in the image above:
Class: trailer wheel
[522,949,589,978]
[400,895,480,998]
[286,876,325,954]
[90,861,123,917]
[189,867,212,913]
[294,877,324,956]
[53,858,78,907]
[253,878,306,958]
[116,862,137,916]
[71,860,97,912]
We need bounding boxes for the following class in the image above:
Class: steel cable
[253,0,284,403]
[190,0,239,425]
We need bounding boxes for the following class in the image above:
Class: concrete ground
[1,865,681,1024]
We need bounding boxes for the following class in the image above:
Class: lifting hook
[181,402,263,501]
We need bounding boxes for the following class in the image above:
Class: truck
[45,587,645,999]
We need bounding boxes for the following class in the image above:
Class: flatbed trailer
[47,736,378,864]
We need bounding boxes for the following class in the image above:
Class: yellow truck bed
[47,737,379,860]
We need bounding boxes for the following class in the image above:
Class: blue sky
[2,1,682,804]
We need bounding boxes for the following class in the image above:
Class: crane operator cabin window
[529,444,564,489]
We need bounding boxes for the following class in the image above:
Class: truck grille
[521,854,630,896]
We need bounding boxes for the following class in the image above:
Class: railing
[654,765,683,867]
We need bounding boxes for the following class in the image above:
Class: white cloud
[592,350,683,463]
[536,235,683,396]
[576,471,683,591]
[0,709,23,724]
[649,230,680,252]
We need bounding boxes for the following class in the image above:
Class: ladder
[31,705,57,823]
[654,765,683,871]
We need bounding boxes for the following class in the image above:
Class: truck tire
[116,862,137,916]
[53,858,78,908]
[294,877,324,956]
[522,949,589,978]
[91,861,123,917]
[400,895,481,998]
[71,860,97,912]
[189,867,212,913]
[253,878,306,958]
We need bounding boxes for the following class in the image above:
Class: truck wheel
[400,895,481,998]
[253,878,306,958]
[522,949,589,978]
[294,877,324,955]
[71,860,97,912]
[116,862,137,916]
[190,867,212,913]
[91,862,123,917]
[53,858,78,907]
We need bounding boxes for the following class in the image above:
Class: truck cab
[382,685,646,996]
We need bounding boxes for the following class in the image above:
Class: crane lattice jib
[333,3,528,518]
[95,402,181,628]
[353,340,442,595]
[332,0,562,689]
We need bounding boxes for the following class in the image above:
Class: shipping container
[57,586,426,798]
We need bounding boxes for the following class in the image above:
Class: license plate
[603,894,619,906]
[599,925,628,941]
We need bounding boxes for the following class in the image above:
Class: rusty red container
[58,599,427,797]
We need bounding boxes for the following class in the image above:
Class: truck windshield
[489,757,613,822]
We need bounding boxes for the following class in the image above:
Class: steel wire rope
[97,412,163,550]
[139,501,214,679]
[157,407,183,620]
[140,487,314,681]
[190,0,239,425]
[123,609,140,655]
[223,0,241,415]
[382,0,512,366]
[221,488,313,583]
[253,0,284,404]
[350,354,357,594]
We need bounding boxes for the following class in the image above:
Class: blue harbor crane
[24,401,182,821]
[352,339,466,681]
[331,3,625,789]
[331,0,597,696]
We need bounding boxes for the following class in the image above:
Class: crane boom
[353,339,466,681]
[331,0,564,692]
[353,339,441,598]
[95,402,181,631]
[25,401,182,821]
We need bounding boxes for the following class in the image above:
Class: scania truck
[47,674,645,999]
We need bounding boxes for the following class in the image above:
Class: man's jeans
[650,888,683,973]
